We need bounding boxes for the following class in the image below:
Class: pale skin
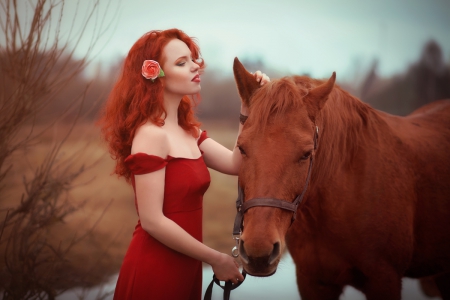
[131,38,269,284]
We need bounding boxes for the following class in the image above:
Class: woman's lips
[192,74,201,82]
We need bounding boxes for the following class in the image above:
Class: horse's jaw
[241,257,280,277]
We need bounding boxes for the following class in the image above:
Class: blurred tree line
[360,40,450,116]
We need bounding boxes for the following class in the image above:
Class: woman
[99,29,269,299]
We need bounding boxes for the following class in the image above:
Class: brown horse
[232,57,450,300]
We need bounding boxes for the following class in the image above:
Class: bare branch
[0,0,121,298]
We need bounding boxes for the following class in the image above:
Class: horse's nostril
[239,240,249,264]
[268,242,281,265]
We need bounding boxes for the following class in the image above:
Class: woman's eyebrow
[175,55,192,62]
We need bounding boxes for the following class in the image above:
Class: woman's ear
[233,57,260,108]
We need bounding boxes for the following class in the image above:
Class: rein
[203,271,247,300]
[232,126,319,258]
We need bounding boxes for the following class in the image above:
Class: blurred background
[0,0,449,299]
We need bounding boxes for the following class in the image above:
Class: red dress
[113,131,211,300]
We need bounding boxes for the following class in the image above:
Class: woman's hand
[211,252,244,284]
[253,70,270,86]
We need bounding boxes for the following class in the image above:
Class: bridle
[204,126,319,300]
[231,126,319,258]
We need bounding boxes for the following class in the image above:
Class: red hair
[98,29,205,181]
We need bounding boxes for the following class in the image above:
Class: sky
[9,0,450,81]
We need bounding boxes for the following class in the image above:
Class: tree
[0,0,117,298]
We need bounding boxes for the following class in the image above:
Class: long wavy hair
[98,29,205,181]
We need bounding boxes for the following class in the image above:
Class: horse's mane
[250,75,386,186]
[313,84,376,186]
[250,77,309,130]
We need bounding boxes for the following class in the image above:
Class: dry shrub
[0,0,122,299]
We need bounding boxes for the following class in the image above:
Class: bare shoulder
[131,122,169,157]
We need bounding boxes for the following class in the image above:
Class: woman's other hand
[253,70,270,86]
[211,252,244,284]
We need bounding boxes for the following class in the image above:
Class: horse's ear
[233,57,260,108]
[305,72,336,117]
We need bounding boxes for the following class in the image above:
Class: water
[58,253,440,300]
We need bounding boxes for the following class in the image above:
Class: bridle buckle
[231,234,240,258]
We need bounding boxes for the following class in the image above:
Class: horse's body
[232,58,450,300]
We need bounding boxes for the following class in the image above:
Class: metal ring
[231,246,239,258]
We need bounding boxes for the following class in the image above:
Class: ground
[0,121,239,289]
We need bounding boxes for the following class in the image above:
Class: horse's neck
[300,89,390,230]
[312,88,390,186]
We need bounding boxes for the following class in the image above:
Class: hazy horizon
[5,0,450,80]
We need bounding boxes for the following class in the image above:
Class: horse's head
[233,57,335,276]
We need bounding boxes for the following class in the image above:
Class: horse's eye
[300,151,312,161]
[238,146,246,156]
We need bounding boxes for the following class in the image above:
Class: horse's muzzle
[239,240,281,276]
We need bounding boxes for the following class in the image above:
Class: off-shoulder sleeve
[124,153,168,175]
[197,130,209,146]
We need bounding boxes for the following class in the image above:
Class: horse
[232,57,450,300]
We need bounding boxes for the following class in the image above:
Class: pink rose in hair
[142,60,165,81]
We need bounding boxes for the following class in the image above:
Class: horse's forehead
[252,104,311,132]
[244,115,313,146]
[281,105,311,125]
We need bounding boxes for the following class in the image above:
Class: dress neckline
[167,154,202,161]
[127,151,204,161]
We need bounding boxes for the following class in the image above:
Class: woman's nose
[191,61,200,71]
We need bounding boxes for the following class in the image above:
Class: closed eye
[300,151,312,161]
[238,146,246,156]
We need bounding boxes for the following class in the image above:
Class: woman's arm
[199,104,246,175]
[200,71,269,175]
[132,125,244,283]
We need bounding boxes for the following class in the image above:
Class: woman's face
[161,39,201,97]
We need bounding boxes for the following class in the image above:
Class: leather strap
[203,271,247,300]
[243,198,297,212]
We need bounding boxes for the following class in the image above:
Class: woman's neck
[163,93,182,125]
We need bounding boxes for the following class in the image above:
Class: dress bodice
[123,130,211,216]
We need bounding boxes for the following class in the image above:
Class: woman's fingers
[213,253,244,284]
[253,70,262,83]
[232,261,244,283]
[230,274,243,284]
[260,73,270,85]
[237,271,244,282]
[253,70,270,85]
